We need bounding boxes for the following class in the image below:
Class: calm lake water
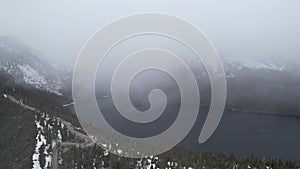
[181,107,300,162]
[95,94,300,162]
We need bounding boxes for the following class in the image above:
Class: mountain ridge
[0,36,68,95]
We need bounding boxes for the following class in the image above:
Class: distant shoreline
[199,104,300,117]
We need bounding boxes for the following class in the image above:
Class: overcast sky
[1,0,300,67]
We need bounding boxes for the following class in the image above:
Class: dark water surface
[181,107,300,162]
[96,95,300,162]
[94,68,300,162]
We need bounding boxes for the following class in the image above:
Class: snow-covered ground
[223,55,291,72]
[32,113,62,169]
[0,36,64,96]
[18,65,47,87]
[18,64,63,95]
[1,63,62,95]
[32,115,47,169]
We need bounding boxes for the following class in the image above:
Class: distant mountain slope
[0,36,65,95]
[1,35,300,116]
[222,54,292,72]
[220,54,300,115]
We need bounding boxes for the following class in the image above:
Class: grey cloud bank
[1,0,300,67]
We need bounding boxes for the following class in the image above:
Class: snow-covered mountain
[0,36,66,95]
[222,54,292,73]
[182,52,300,114]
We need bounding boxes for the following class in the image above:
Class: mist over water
[2,1,300,167]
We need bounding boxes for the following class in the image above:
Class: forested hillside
[0,99,36,168]
[1,90,299,168]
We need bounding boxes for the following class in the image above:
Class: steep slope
[183,53,300,115]
[221,55,300,115]
[0,36,64,95]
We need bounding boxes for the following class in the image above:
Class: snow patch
[32,116,47,169]
[227,72,235,78]
[18,64,47,86]
[223,56,290,72]
[57,130,62,143]
[2,64,63,96]
[117,149,123,155]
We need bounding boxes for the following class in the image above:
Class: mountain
[0,36,67,95]
[220,54,300,115]
[1,35,299,116]
[182,52,300,115]
[222,54,292,72]
[0,36,299,168]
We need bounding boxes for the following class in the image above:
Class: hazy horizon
[1,0,300,68]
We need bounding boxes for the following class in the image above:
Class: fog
[1,0,300,68]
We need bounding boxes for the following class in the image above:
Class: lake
[94,84,300,162]
[181,107,300,162]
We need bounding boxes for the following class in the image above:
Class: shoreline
[199,104,300,117]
